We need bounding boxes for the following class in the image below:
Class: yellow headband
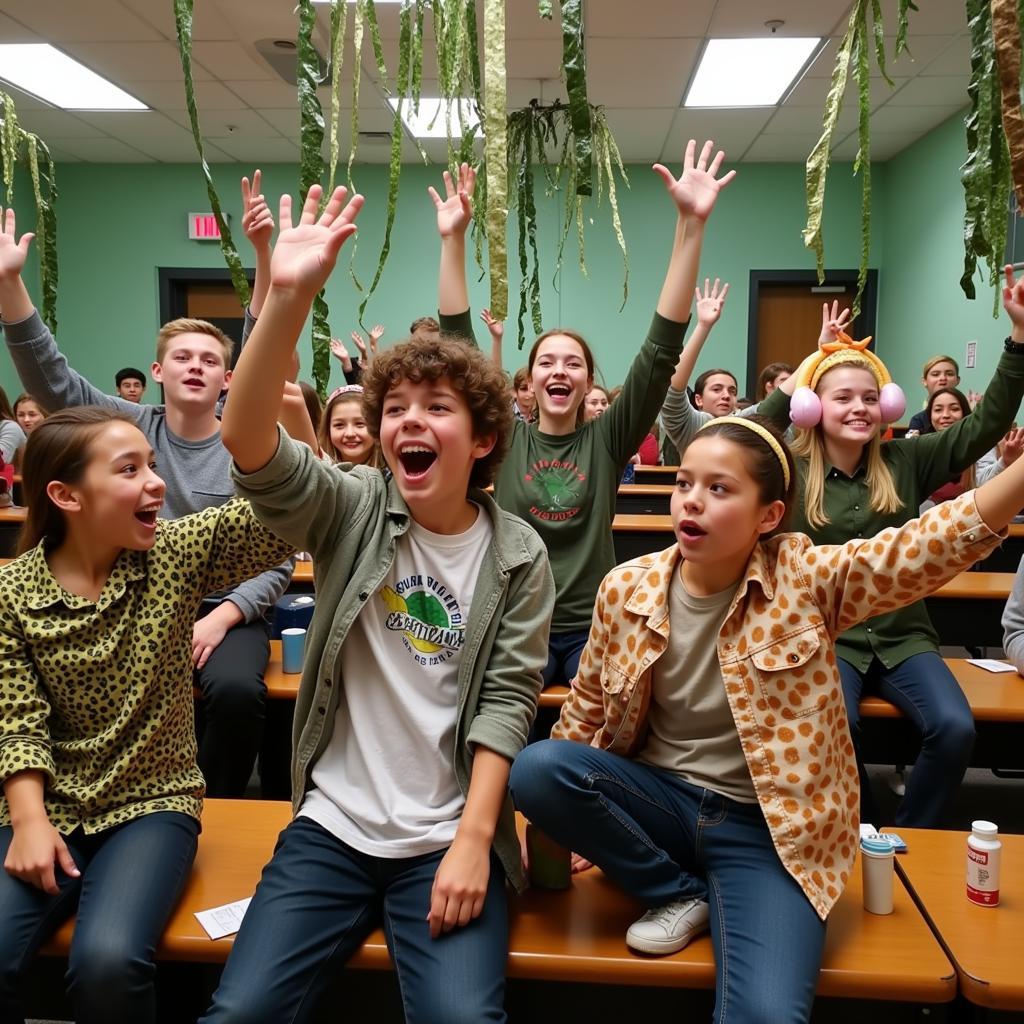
[698,415,791,491]
[794,329,894,392]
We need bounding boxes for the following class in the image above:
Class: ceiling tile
[0,11,42,41]
[783,73,911,109]
[600,108,675,161]
[886,34,965,76]
[206,135,300,163]
[129,79,247,110]
[49,137,154,161]
[506,39,562,79]
[864,104,960,136]
[0,0,161,41]
[118,0,239,42]
[163,107,286,137]
[57,40,210,83]
[504,0,563,41]
[831,129,921,161]
[12,109,108,138]
[742,132,822,162]
[920,33,970,74]
[707,0,851,37]
[662,108,775,164]
[766,103,854,137]
[875,0,967,34]
[507,77,567,108]
[220,79,302,109]
[887,75,970,107]
[587,38,700,107]
[192,42,275,81]
[587,0,713,38]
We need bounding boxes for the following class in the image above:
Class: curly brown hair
[361,337,512,490]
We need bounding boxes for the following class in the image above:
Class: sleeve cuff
[648,312,689,351]
[466,715,527,763]
[0,309,45,342]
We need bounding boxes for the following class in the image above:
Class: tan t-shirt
[639,566,756,803]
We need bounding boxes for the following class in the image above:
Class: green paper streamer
[297,0,332,398]
[869,0,893,87]
[803,0,861,283]
[484,0,508,320]
[172,0,250,310]
[25,135,59,334]
[348,0,365,192]
[536,0,552,19]
[896,0,918,58]
[363,0,390,93]
[325,0,347,198]
[1,94,18,200]
[851,9,872,316]
[593,107,629,311]
[559,0,592,197]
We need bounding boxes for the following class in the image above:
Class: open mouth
[398,445,437,478]
[547,384,571,400]
[134,505,160,527]
[184,377,205,389]
[679,520,706,539]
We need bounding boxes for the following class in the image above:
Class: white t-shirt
[300,504,493,857]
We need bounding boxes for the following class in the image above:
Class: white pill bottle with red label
[966,820,1001,907]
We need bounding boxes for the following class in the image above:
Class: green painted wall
[876,110,1011,408]
[1,156,872,402]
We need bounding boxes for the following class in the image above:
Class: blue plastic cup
[281,628,306,674]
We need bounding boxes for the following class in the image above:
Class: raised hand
[270,185,363,299]
[369,323,385,345]
[241,169,274,251]
[0,208,34,282]
[1004,265,1024,337]
[330,337,353,371]
[652,140,736,223]
[818,300,852,347]
[480,308,503,340]
[429,162,476,238]
[694,278,729,328]
[1001,426,1024,466]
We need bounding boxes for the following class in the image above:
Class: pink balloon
[879,382,906,424]
[789,387,822,428]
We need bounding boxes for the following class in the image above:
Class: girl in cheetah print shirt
[511,414,1019,1023]
[0,407,293,1024]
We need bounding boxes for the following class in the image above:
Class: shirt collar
[24,542,147,612]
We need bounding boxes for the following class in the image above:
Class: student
[0,206,293,800]
[906,354,961,434]
[0,384,26,466]
[437,141,735,689]
[583,384,611,421]
[114,367,147,403]
[916,387,1022,511]
[410,315,441,340]
[202,185,553,1024]
[511,412,1017,1023]
[13,393,47,436]
[766,277,1024,826]
[659,279,798,457]
[510,367,535,423]
[758,360,793,399]
[0,407,293,1024]
[1001,550,1024,674]
[317,383,380,467]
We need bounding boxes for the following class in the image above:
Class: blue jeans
[201,815,508,1024]
[838,651,975,827]
[510,741,826,1024]
[542,629,589,687]
[0,811,199,1024]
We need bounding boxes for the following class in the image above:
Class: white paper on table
[966,658,1017,673]
[194,897,252,940]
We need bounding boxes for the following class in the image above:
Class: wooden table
[633,465,679,485]
[611,513,674,561]
[615,484,672,516]
[39,801,957,1005]
[888,828,1024,1011]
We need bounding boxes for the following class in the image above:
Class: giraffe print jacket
[552,493,1002,918]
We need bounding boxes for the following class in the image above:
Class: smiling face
[378,375,495,533]
[151,333,231,413]
[923,360,959,395]
[15,399,45,434]
[583,387,609,421]
[765,371,790,395]
[929,391,967,431]
[49,420,166,552]
[817,364,882,449]
[672,435,784,589]
[328,395,374,464]
[515,380,536,418]
[530,334,592,430]
[696,372,738,416]
[117,377,145,403]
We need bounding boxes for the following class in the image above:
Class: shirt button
[866,627,872,633]
[789,653,799,663]
[358,591,369,601]
[853,505,860,511]
[966,533,975,542]
[317,706,326,715]
[323,679,332,688]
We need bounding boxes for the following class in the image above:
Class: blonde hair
[155,318,233,367]
[922,354,960,378]
[791,358,904,528]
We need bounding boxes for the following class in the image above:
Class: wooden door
[185,282,246,368]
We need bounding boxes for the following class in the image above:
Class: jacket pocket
[601,657,634,696]
[750,627,827,720]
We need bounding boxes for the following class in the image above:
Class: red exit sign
[188,212,227,240]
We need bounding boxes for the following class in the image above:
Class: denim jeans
[510,741,826,1024]
[200,815,508,1024]
[542,629,589,687]
[0,811,199,1024]
[838,651,975,827]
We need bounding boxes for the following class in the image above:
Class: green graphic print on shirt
[380,573,466,666]
[525,458,587,522]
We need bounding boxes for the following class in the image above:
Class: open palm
[429,163,476,237]
[0,208,33,281]
[654,140,736,222]
[270,186,362,296]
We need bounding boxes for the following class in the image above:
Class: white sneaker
[626,897,710,955]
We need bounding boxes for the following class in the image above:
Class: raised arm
[668,278,729,392]
[433,163,476,319]
[241,169,274,318]
[0,208,34,324]
[479,309,504,369]
[220,185,362,474]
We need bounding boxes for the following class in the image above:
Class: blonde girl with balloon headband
[510,410,1024,1023]
[773,275,1024,830]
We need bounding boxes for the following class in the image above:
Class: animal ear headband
[789,330,906,429]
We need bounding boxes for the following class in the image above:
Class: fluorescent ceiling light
[0,44,147,110]
[388,97,481,139]
[685,37,820,107]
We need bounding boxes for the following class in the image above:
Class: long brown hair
[18,407,138,554]
[527,328,596,426]
[0,385,15,422]
[317,389,381,469]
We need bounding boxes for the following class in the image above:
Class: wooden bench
[924,571,1013,651]
[614,484,672,516]
[633,465,679,485]
[889,828,1024,1012]
[38,799,956,1006]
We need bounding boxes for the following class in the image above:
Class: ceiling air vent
[254,38,328,86]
